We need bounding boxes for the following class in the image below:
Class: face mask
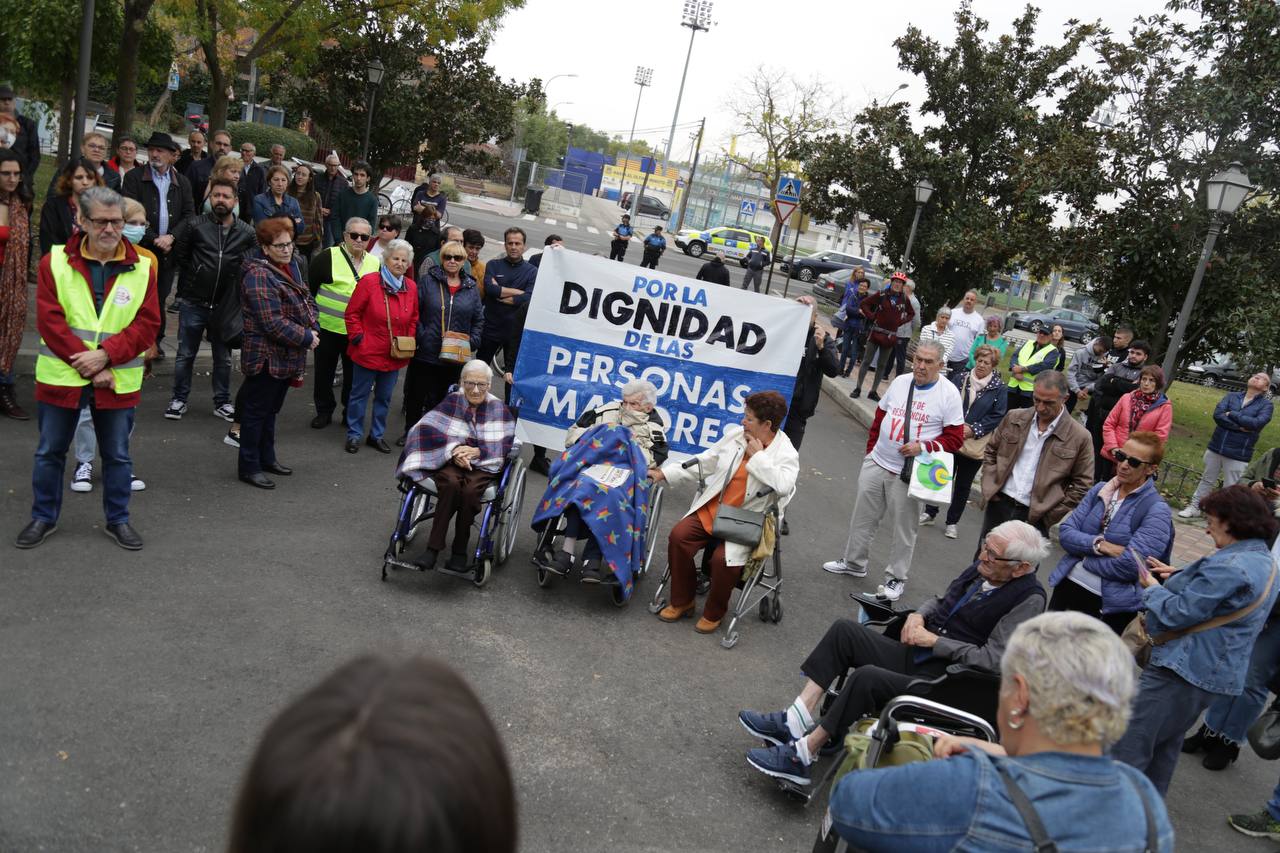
[123,224,146,243]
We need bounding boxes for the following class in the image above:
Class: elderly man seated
[739,520,1049,786]
[397,359,516,572]
[535,379,669,583]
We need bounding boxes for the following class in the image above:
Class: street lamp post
[663,1,713,172]
[1160,161,1253,378]
[619,66,652,216]
[883,82,909,105]
[901,177,934,268]
[361,58,385,161]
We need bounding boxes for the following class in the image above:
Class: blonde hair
[214,154,241,180]
[1001,612,1136,746]
[122,198,146,222]
[972,344,1000,366]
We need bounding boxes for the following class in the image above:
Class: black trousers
[238,372,291,476]
[801,619,945,741]
[609,239,628,261]
[640,249,661,269]
[1048,580,1135,635]
[783,412,809,450]
[977,493,1048,553]
[312,329,352,418]
[1007,388,1033,410]
[854,339,897,394]
[403,359,463,434]
[924,453,983,525]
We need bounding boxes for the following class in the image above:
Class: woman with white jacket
[650,390,800,634]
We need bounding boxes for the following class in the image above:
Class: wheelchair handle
[876,695,999,743]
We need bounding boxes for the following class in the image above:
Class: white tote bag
[906,450,955,506]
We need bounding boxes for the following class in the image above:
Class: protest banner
[510,249,809,457]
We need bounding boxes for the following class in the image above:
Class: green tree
[798,3,1105,313]
[1073,0,1280,368]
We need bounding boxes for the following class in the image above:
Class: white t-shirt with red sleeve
[869,373,965,474]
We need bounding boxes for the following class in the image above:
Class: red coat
[35,233,160,409]
[1102,392,1173,460]
[345,271,419,372]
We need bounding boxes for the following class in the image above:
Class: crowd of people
[5,118,1280,850]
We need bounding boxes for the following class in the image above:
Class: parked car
[1003,307,1098,343]
[673,226,773,265]
[619,192,670,219]
[780,250,872,283]
[812,268,885,306]
[1185,356,1280,391]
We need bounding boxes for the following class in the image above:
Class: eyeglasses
[268,241,294,250]
[84,143,107,152]
[461,381,491,390]
[379,224,398,232]
[87,217,124,229]
[347,232,371,240]
[1113,450,1152,468]
[978,538,1019,564]
[442,254,467,262]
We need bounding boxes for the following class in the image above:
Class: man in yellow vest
[306,217,379,429]
[17,187,160,551]
[1007,320,1063,409]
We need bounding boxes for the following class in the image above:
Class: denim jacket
[829,748,1173,852]
[1146,538,1278,694]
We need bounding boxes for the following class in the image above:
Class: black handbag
[1249,697,1280,760]
[709,448,766,546]
[210,276,243,348]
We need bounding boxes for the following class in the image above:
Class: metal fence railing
[526,166,587,217]
[1155,461,1202,507]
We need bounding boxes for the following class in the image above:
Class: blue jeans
[33,392,134,525]
[839,326,862,374]
[172,300,231,405]
[346,363,399,442]
[1112,664,1218,796]
[1268,777,1280,821]
[1203,617,1280,743]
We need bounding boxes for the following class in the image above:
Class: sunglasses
[1113,450,1153,468]
[347,231,371,240]
[379,224,398,231]
[442,254,467,262]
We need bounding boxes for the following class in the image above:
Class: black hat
[142,131,180,152]
[1029,320,1050,334]
[0,85,14,99]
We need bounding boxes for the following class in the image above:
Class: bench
[453,177,486,197]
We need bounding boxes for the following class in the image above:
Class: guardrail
[1155,461,1201,506]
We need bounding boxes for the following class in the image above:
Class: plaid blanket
[397,390,516,481]
[531,424,651,600]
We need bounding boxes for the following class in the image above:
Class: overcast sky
[485,0,1170,159]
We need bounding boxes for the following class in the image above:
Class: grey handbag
[710,448,766,546]
[1249,697,1280,760]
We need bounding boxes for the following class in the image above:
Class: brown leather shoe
[657,602,695,622]
[695,616,722,634]
[0,385,29,420]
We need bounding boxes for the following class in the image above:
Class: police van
[673,226,773,266]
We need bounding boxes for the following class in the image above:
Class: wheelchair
[381,444,527,588]
[531,481,666,607]
[648,462,784,649]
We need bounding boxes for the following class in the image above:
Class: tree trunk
[111,0,157,146]
[196,0,229,132]
[57,78,75,164]
[148,88,172,127]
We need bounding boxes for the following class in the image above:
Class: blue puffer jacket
[1051,479,1173,614]
[951,369,1008,438]
[838,283,865,331]
[1207,390,1274,462]
[413,263,484,364]
[1146,538,1279,695]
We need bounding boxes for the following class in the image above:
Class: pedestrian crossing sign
[775,177,802,203]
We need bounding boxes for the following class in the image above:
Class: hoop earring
[1008,708,1025,731]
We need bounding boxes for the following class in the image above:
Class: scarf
[0,195,30,372]
[380,264,405,292]
[965,369,994,408]
[398,390,516,479]
[1129,390,1158,432]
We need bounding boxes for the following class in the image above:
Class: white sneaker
[822,559,868,578]
[164,400,188,420]
[877,578,906,602]
[1177,506,1201,519]
[130,477,146,491]
[223,428,241,448]
[918,512,935,526]
[71,462,93,492]
[944,524,958,539]
[213,403,235,422]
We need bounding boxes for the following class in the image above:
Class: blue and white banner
[510,249,809,457]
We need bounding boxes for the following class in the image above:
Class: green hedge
[223,122,315,158]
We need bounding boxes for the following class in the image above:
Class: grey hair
[80,186,124,216]
[621,379,658,406]
[935,306,952,319]
[382,239,414,263]
[1001,611,1137,746]
[988,520,1051,563]
[344,217,370,234]
[429,173,443,183]
[914,339,944,361]
[1034,370,1070,398]
[460,359,492,381]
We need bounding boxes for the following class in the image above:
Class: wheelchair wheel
[610,584,628,608]
[474,557,492,588]
[403,491,429,544]
[758,597,770,622]
[495,464,526,566]
[536,565,554,588]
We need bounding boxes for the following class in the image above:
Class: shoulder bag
[959,375,993,460]
[383,289,417,360]
[1249,696,1280,760]
[710,448,767,547]
[437,283,471,363]
[1122,564,1276,668]
[995,761,1159,853]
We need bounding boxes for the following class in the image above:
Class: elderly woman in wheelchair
[396,359,516,573]
[533,379,668,585]
[739,520,1049,786]
[650,390,799,634]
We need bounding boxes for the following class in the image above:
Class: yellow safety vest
[315,246,380,334]
[1010,340,1059,392]
[36,246,150,394]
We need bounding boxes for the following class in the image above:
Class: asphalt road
[0,223,1273,851]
